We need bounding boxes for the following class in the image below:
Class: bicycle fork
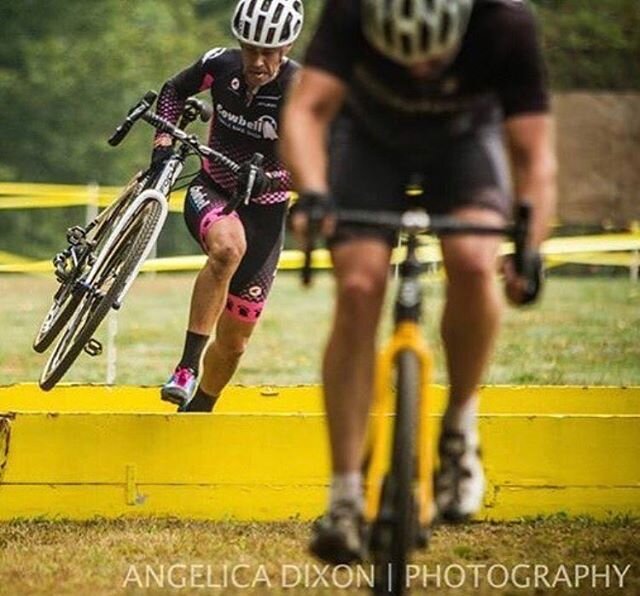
[365,321,435,530]
[365,233,436,538]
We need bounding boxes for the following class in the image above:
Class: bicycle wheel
[33,282,82,353]
[373,349,420,596]
[39,199,163,391]
[33,173,148,353]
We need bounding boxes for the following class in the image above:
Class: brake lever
[243,166,257,206]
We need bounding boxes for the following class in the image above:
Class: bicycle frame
[364,234,435,530]
[74,155,181,308]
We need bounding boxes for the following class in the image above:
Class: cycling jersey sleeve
[496,7,549,118]
[304,0,359,82]
[155,48,224,134]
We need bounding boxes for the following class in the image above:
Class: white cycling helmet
[362,0,474,66]
[231,0,304,48]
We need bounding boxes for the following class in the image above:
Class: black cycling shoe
[309,500,367,565]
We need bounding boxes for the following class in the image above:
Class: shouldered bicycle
[34,91,264,391]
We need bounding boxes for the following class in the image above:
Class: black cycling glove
[507,249,544,305]
[289,191,336,228]
[237,159,273,199]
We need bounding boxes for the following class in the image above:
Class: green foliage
[0,0,637,257]
[0,0,635,185]
[532,0,640,89]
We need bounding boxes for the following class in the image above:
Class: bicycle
[301,202,533,595]
[34,91,264,391]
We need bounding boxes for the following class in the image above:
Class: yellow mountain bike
[303,204,531,595]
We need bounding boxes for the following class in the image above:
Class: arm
[281,67,347,240]
[154,53,218,148]
[503,113,557,304]
[505,113,557,248]
[281,67,347,194]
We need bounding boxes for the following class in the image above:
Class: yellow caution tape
[0,183,185,212]
[2,244,640,275]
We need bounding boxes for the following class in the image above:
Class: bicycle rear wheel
[373,349,420,596]
[39,199,163,391]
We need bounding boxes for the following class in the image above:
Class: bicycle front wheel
[373,349,420,596]
[33,282,82,353]
[39,199,163,391]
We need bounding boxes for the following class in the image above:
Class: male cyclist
[156,0,303,412]
[282,0,556,563]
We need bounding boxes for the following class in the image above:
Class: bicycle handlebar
[300,204,533,285]
[336,209,514,236]
[109,91,270,215]
[108,90,241,172]
[141,110,241,173]
[108,91,157,147]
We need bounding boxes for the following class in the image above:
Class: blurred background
[0,0,638,259]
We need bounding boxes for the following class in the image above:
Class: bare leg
[163,215,248,407]
[440,206,504,411]
[323,238,391,474]
[187,216,246,335]
[199,311,257,398]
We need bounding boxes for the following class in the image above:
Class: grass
[0,516,638,594]
[0,273,638,386]
[0,273,638,594]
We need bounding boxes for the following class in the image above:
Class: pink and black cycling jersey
[156,48,298,203]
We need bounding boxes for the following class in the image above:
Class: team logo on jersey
[216,104,279,140]
[231,77,240,91]
[189,185,209,212]
[257,115,278,140]
[248,286,263,298]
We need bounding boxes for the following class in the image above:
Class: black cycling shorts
[328,117,512,247]
[183,173,287,323]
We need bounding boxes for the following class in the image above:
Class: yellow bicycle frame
[364,320,436,528]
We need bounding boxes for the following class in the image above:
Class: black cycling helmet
[362,0,474,66]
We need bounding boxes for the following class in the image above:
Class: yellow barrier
[0,384,638,521]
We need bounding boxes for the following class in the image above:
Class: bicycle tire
[32,285,82,353]
[373,349,420,596]
[33,174,148,353]
[39,199,162,391]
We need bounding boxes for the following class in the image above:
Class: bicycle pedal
[84,339,103,357]
[66,226,87,245]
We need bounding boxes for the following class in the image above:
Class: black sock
[178,331,209,374]
[182,387,218,412]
